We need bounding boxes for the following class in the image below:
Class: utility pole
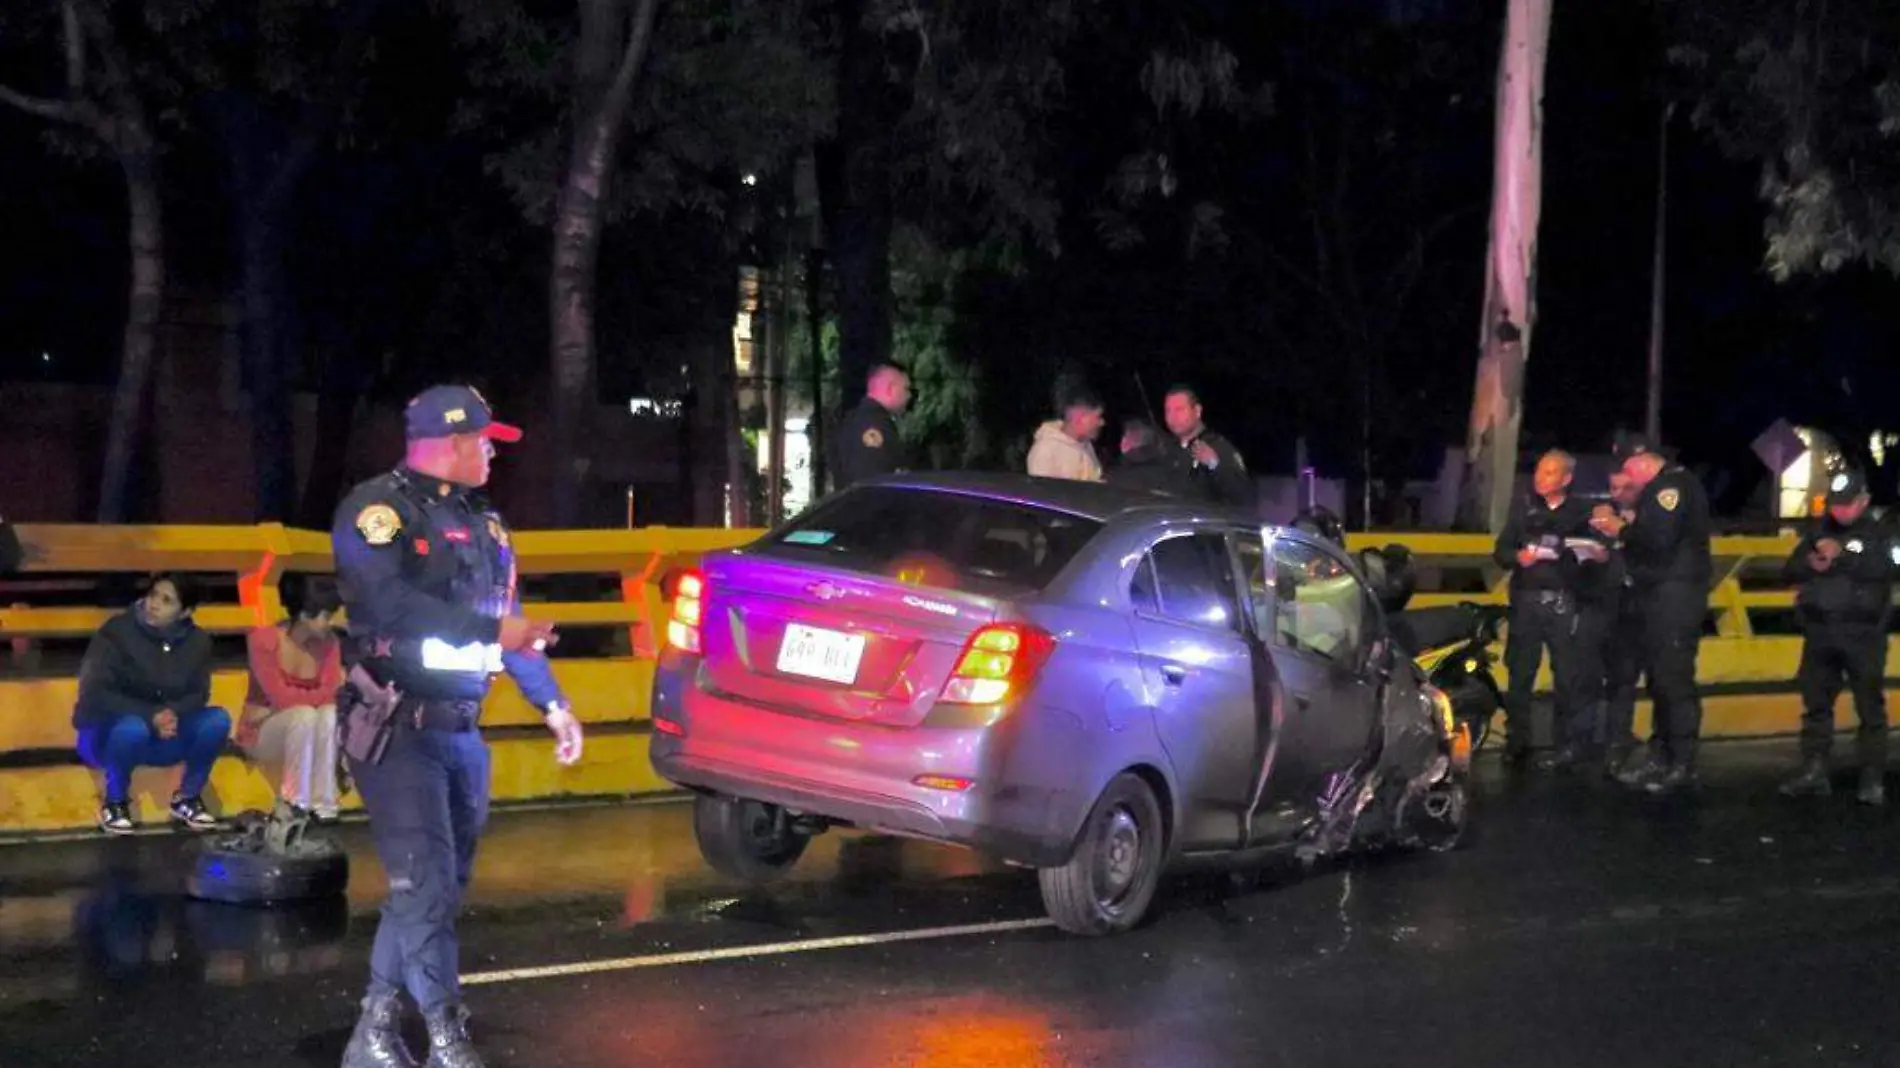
[1645,103,1674,444]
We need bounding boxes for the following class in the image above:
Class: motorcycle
[1392,602,1505,754]
[1349,539,1504,754]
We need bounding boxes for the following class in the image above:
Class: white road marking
[461,917,1057,986]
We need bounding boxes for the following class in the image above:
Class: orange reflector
[912,774,975,792]
[1451,722,1472,769]
[653,717,685,737]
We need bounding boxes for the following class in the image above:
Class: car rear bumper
[650,657,1085,869]
[653,748,1074,867]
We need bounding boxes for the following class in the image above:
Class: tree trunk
[1459,0,1552,533]
[814,0,912,401]
[298,340,366,527]
[0,1,172,523]
[804,247,828,494]
[237,199,299,521]
[548,0,660,528]
[97,141,164,523]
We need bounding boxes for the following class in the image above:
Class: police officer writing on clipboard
[1778,469,1891,805]
[335,385,583,1068]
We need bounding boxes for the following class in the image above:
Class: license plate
[776,624,866,685]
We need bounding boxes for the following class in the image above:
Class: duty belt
[407,699,482,733]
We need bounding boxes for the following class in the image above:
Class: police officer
[830,363,910,491]
[1492,449,1595,769]
[1587,470,1646,779]
[1778,469,1892,806]
[1599,436,1711,794]
[335,385,584,1068]
[1162,385,1253,509]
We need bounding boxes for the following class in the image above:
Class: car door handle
[1161,664,1188,686]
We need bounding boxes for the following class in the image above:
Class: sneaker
[98,802,135,836]
[169,794,218,831]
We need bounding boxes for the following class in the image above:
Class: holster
[338,663,404,766]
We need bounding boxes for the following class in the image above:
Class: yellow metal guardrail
[0,523,1863,834]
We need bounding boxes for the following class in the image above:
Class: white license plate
[776,624,867,685]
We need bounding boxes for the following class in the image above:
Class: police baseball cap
[1826,469,1868,505]
[404,385,522,443]
[1613,431,1658,462]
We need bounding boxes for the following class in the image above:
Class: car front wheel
[1038,773,1167,936]
[692,795,810,883]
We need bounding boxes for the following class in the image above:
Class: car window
[1145,533,1241,632]
[758,487,1102,596]
[1271,536,1365,661]
[1233,533,1272,637]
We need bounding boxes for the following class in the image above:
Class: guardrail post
[1713,554,1752,639]
[237,523,292,627]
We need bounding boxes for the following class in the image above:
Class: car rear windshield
[757,487,1103,596]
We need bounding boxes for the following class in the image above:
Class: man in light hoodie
[1027,388,1106,481]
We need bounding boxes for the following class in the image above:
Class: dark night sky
[3,0,1898,514]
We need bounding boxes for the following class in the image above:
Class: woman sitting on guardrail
[236,576,344,821]
[73,573,230,835]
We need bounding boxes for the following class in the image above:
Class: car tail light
[939,623,1055,705]
[666,570,706,654]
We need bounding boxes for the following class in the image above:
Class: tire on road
[186,838,349,906]
[692,794,810,884]
[1038,773,1167,937]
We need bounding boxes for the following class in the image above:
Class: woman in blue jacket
[73,573,230,834]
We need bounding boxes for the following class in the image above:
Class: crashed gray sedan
[650,472,1471,936]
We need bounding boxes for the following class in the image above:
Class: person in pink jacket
[239,577,345,820]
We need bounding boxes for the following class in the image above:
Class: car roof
[853,470,1256,525]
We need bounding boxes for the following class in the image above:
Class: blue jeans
[351,722,491,1012]
[76,708,233,804]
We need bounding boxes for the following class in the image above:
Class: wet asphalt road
[2,740,1898,1068]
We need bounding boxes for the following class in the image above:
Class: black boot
[1857,732,1887,806]
[1778,755,1832,798]
[423,1004,486,1068]
[1645,758,1699,795]
[1615,752,1667,789]
[342,993,418,1068]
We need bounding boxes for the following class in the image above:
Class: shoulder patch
[1657,488,1680,512]
[486,516,510,548]
[356,503,403,546]
[862,427,884,449]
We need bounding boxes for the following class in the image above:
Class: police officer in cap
[830,363,910,491]
[1596,433,1712,793]
[1779,469,1892,805]
[1492,449,1596,769]
[335,385,584,1068]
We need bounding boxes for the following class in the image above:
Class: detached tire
[1038,773,1167,937]
[186,825,349,906]
[693,795,810,884]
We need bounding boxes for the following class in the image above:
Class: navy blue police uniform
[1780,470,1893,804]
[829,396,903,491]
[1492,490,1596,765]
[1616,443,1712,792]
[336,385,567,1068]
[1587,513,1645,776]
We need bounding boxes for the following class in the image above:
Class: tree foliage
[1667,0,1900,279]
[447,0,832,230]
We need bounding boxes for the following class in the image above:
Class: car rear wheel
[693,795,810,883]
[1037,774,1166,937]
